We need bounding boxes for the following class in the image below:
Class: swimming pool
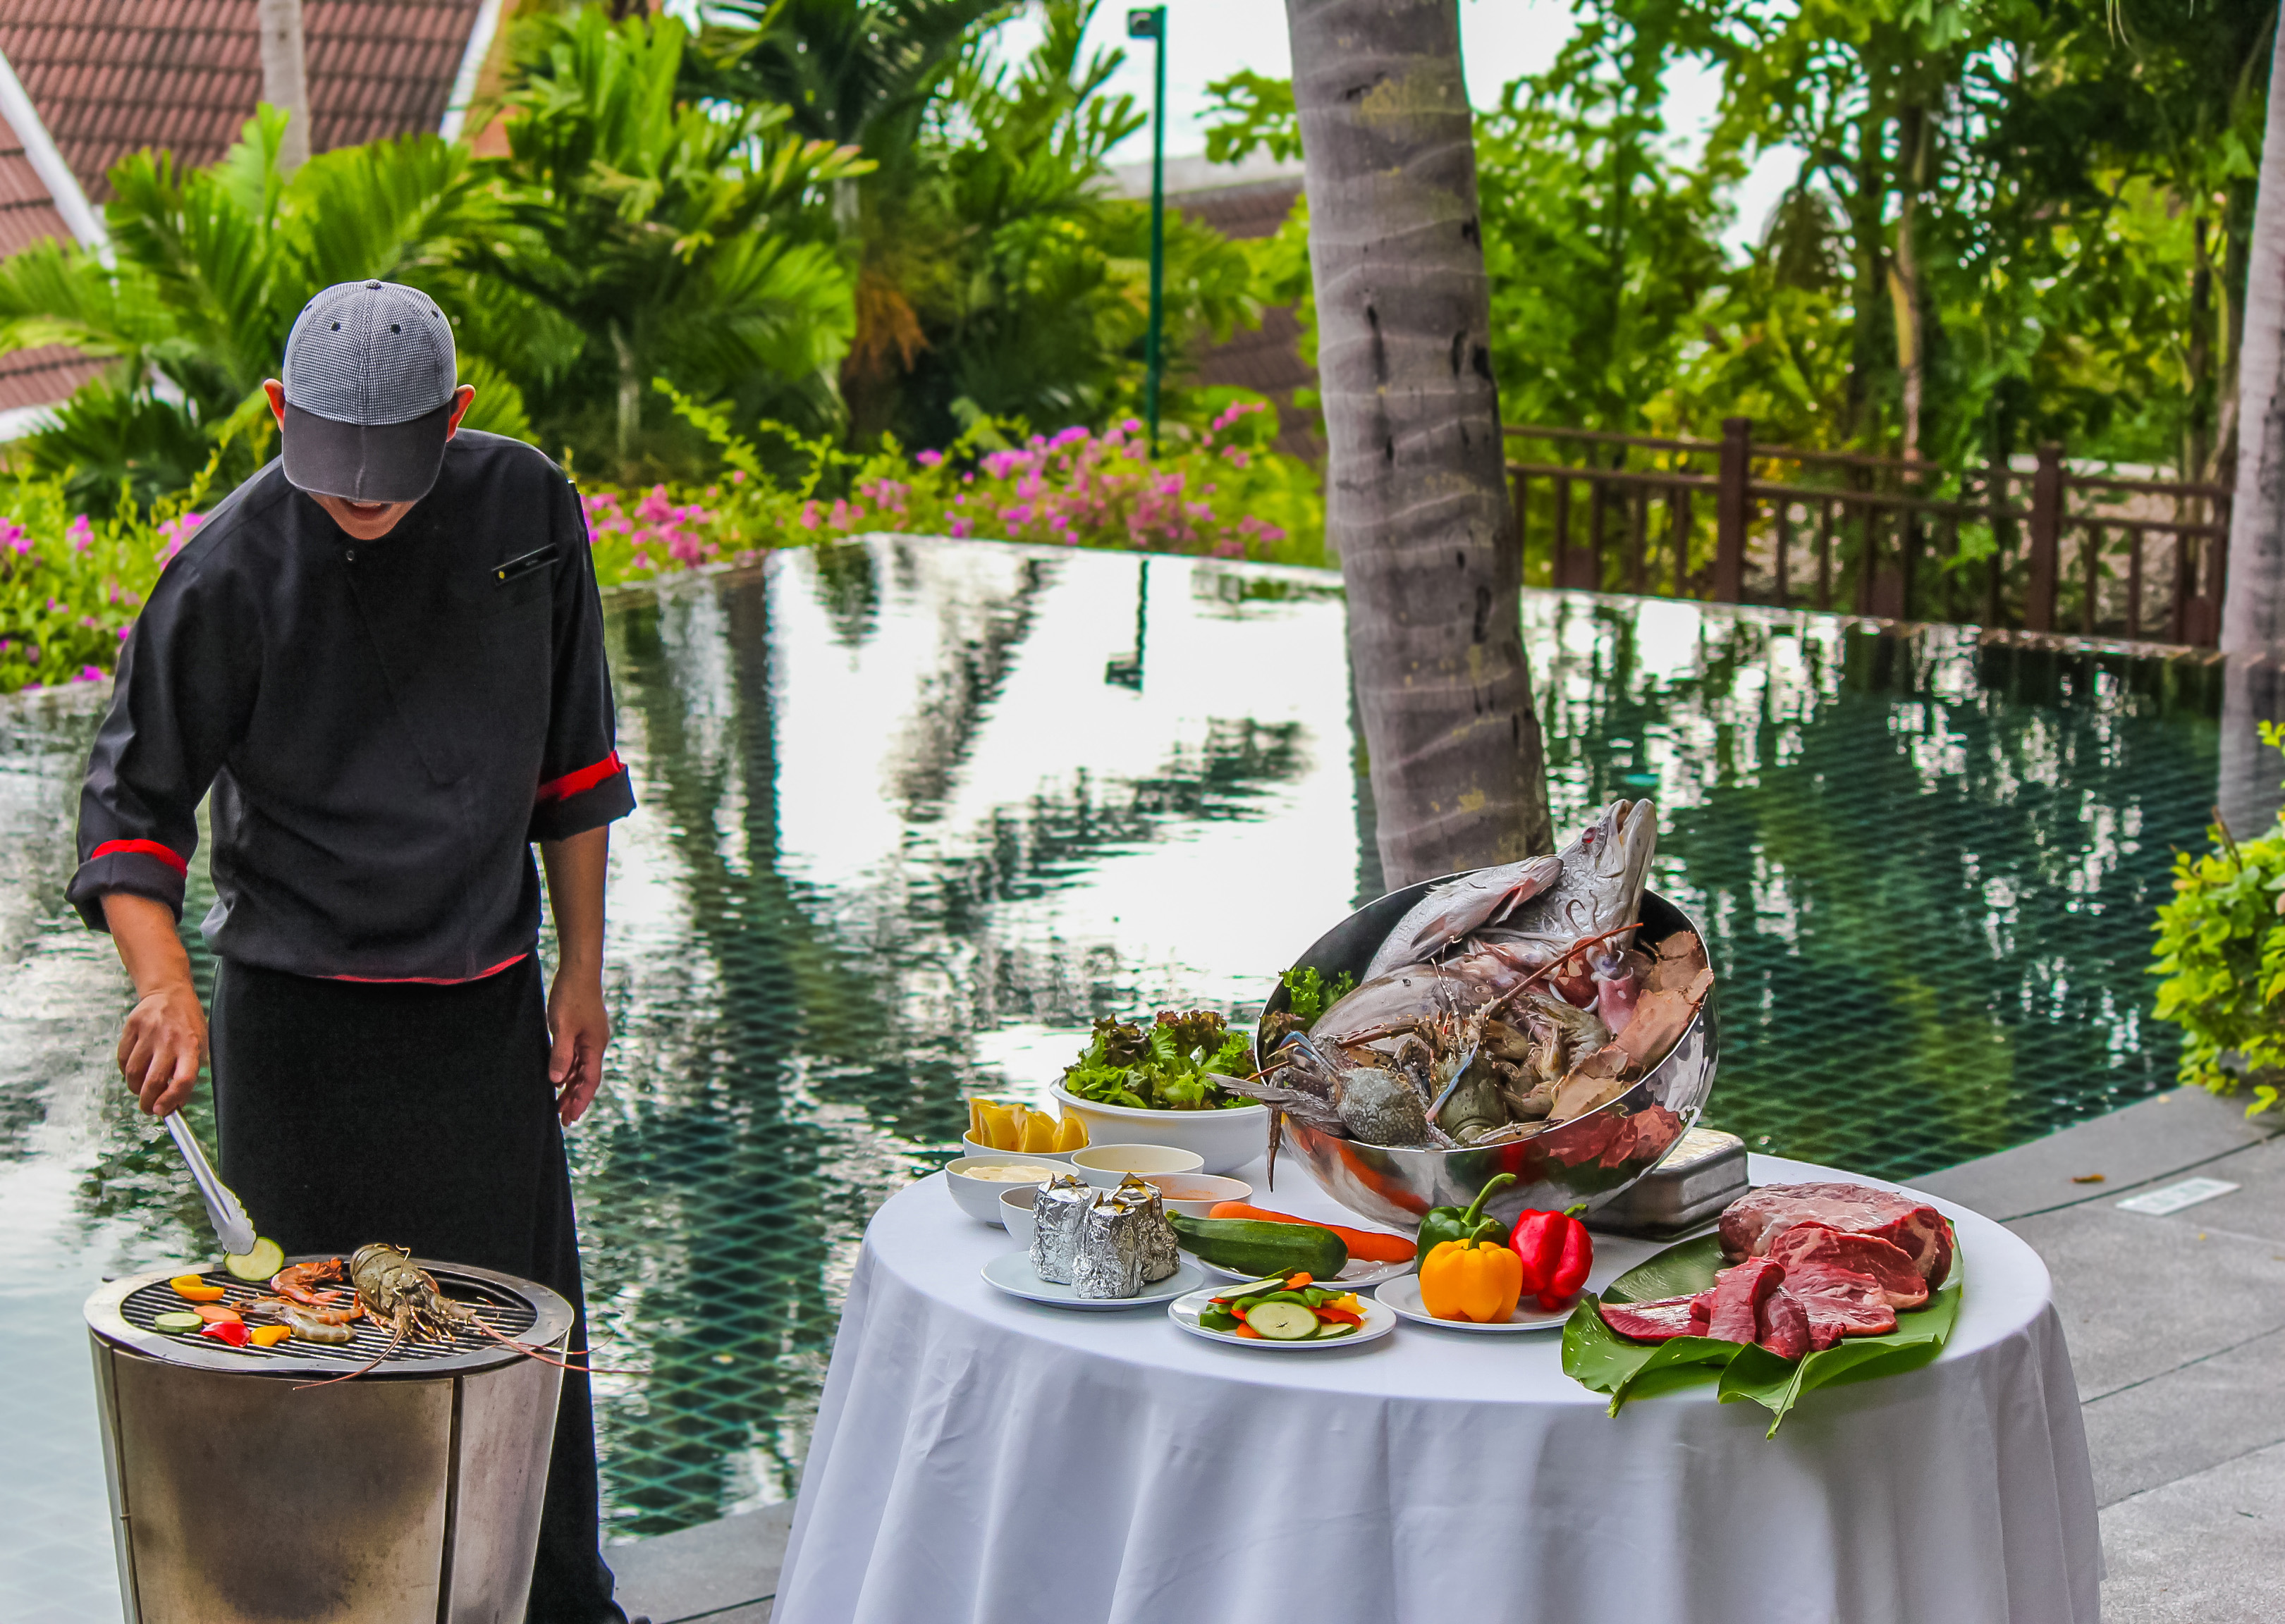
[0,538,2220,1599]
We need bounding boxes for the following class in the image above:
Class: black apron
[210,953,622,1624]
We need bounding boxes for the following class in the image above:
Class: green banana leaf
[1561,1227,1964,1437]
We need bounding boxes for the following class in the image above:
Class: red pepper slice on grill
[200,1320,252,1348]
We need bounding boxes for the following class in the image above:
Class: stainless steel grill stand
[85,1258,573,1624]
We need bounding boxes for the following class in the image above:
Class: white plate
[1373,1273,1575,1333]
[981,1252,1209,1311]
[1197,1254,1415,1289]
[1168,1284,1398,1350]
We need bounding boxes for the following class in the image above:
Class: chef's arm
[540,825,610,1127]
[103,892,207,1116]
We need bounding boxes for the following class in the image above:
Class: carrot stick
[1208,1202,1417,1262]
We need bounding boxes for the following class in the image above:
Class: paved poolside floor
[613,1086,2285,1624]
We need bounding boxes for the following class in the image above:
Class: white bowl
[1131,1172,1253,1218]
[960,1130,1077,1164]
[943,1157,1064,1224]
[1068,1143,1206,1188]
[999,1183,1039,1248]
[1050,1083,1266,1176]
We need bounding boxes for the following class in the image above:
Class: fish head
[1578,799,1658,952]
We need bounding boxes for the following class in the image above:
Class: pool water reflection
[0,537,2220,1574]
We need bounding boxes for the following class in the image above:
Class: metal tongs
[164,1111,257,1257]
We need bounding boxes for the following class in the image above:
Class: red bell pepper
[1509,1207,1593,1312]
[200,1319,252,1348]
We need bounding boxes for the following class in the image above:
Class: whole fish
[1363,855,1564,982]
[1475,799,1657,968]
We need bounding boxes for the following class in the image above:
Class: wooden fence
[1503,419,2234,646]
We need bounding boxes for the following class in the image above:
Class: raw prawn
[242,1296,359,1343]
[271,1257,350,1308]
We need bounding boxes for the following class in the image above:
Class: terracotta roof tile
[0,342,105,413]
[0,0,483,201]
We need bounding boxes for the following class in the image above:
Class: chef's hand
[102,893,207,1116]
[539,826,612,1126]
[546,964,611,1126]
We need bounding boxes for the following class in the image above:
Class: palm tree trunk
[2224,17,2285,655]
[255,0,312,174]
[611,320,639,463]
[1285,0,1552,885]
[1890,103,1926,465]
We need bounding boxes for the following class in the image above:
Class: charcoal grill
[85,1255,575,1624]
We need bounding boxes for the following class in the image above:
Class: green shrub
[2149,723,2285,1117]
[577,384,1327,584]
[0,477,191,694]
[1,393,1327,696]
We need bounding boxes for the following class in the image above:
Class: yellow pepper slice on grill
[169,1274,227,1303]
[1418,1238,1523,1324]
[248,1324,292,1347]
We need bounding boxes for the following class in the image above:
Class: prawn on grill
[295,1243,606,1389]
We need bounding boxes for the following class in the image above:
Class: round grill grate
[114,1259,541,1370]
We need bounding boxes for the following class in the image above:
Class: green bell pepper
[1417,1172,1516,1253]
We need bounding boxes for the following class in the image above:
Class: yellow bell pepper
[169,1274,227,1303]
[248,1324,292,1348]
[1417,1238,1523,1324]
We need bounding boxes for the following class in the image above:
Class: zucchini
[152,1310,203,1334]
[1242,1300,1319,1340]
[1312,1320,1358,1339]
[222,1237,283,1283]
[1170,1215,1347,1279]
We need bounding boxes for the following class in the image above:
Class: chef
[68,281,638,1624]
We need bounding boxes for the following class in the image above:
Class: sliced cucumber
[1242,1300,1319,1340]
[222,1236,283,1283]
[152,1310,204,1334]
[1313,1320,1358,1339]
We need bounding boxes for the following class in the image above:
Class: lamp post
[1126,6,1166,457]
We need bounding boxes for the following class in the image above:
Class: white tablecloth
[774,1154,2099,1624]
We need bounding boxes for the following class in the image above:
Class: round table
[773,1154,2100,1624]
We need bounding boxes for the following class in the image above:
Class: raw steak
[1785,1267,1897,1344]
[1757,1288,1811,1359]
[1720,1182,1954,1286]
[1765,1224,1929,1309]
[1705,1256,1784,1343]
[1598,1296,1708,1343]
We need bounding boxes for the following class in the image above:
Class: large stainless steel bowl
[1255,884,1717,1234]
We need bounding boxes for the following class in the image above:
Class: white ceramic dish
[1137,1173,1253,1219]
[981,1252,1208,1311]
[1199,1254,1415,1289]
[960,1130,1078,1164]
[942,1158,1065,1224]
[1051,1083,1266,1176]
[1168,1284,1397,1350]
[1069,1143,1205,1187]
[1373,1273,1575,1333]
[999,1183,1039,1247]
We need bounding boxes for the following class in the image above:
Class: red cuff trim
[326,952,531,986]
[537,749,624,804]
[90,839,189,876]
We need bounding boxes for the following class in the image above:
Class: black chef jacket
[67,430,636,983]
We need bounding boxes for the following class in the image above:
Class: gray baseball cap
[280,281,460,503]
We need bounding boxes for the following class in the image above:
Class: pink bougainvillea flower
[67,515,94,552]
[155,511,204,563]
[916,449,945,468]
[77,665,106,682]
